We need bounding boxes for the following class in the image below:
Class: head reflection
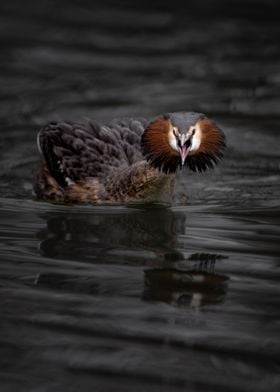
[143,254,229,308]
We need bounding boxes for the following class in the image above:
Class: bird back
[37,117,149,187]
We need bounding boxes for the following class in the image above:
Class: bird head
[141,112,226,173]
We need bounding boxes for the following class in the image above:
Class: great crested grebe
[34,112,225,204]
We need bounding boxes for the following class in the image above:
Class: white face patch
[189,125,202,154]
[168,124,202,155]
[168,127,180,153]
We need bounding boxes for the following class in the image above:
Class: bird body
[34,112,225,204]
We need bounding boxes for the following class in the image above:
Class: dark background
[1,0,279,124]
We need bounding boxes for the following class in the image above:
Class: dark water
[1,1,280,391]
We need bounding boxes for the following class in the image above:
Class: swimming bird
[34,112,225,204]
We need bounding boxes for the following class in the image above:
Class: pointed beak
[177,134,191,166]
[179,145,190,166]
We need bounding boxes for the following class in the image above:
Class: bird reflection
[143,254,229,308]
[37,207,229,307]
[38,207,185,266]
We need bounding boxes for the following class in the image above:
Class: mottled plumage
[34,112,225,204]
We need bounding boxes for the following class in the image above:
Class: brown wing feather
[37,118,148,187]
